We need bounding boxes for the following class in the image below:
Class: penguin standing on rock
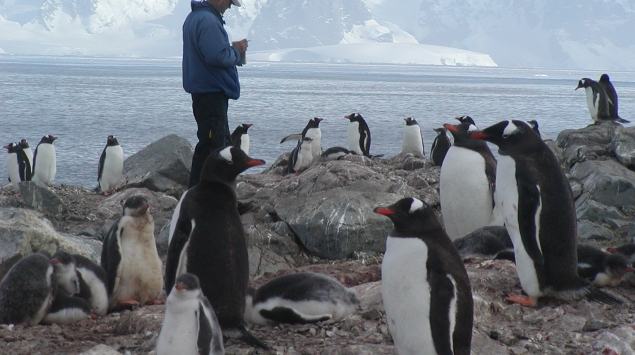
[72,254,108,316]
[98,135,124,196]
[4,142,31,193]
[157,273,224,355]
[375,197,473,355]
[280,117,323,160]
[0,252,57,326]
[401,117,424,157]
[231,123,252,155]
[18,139,33,170]
[576,78,630,124]
[32,135,57,186]
[288,137,313,174]
[101,195,163,311]
[599,74,623,121]
[244,272,360,326]
[471,120,622,306]
[165,146,268,350]
[527,120,549,140]
[345,113,372,156]
[430,127,451,166]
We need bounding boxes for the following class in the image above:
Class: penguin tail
[236,323,270,351]
[616,117,630,124]
[583,287,623,305]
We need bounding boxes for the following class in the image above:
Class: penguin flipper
[98,148,106,182]
[517,183,544,265]
[280,134,302,144]
[165,216,192,296]
[101,219,122,296]
[259,306,332,324]
[234,323,270,350]
[199,298,224,355]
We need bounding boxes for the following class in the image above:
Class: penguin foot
[507,293,538,307]
[111,300,140,312]
[145,299,164,305]
[90,314,98,319]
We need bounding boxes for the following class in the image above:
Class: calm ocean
[1,56,634,188]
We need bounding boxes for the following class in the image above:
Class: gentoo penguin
[455,115,476,126]
[607,243,635,264]
[51,251,80,296]
[0,252,57,326]
[527,120,549,140]
[4,142,31,192]
[165,146,268,350]
[98,135,124,196]
[101,195,163,311]
[72,254,109,316]
[41,288,92,325]
[321,146,356,161]
[470,120,622,306]
[32,135,57,185]
[430,127,451,166]
[577,244,633,288]
[18,139,33,169]
[244,272,360,326]
[157,273,224,355]
[280,117,323,160]
[440,119,497,240]
[231,123,253,155]
[575,78,629,124]
[401,117,425,157]
[345,113,372,156]
[288,137,313,174]
[375,197,473,355]
[452,226,512,259]
[599,74,623,121]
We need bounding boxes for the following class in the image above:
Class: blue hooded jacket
[182,1,241,99]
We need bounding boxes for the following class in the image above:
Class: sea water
[1,56,634,188]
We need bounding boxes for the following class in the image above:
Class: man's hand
[232,39,248,53]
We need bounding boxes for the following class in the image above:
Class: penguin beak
[606,248,619,254]
[373,207,395,216]
[2,145,8,149]
[315,117,324,123]
[344,115,352,120]
[626,267,634,273]
[245,124,253,128]
[140,204,150,211]
[245,159,265,167]
[469,132,489,139]
[175,283,185,291]
[50,136,58,141]
[51,259,60,265]
[575,83,582,90]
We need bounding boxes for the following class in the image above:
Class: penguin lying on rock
[453,226,512,259]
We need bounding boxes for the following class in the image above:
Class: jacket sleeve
[197,18,241,67]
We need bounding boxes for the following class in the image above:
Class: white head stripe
[503,121,518,136]
[220,147,233,162]
[410,198,424,213]
[467,124,478,132]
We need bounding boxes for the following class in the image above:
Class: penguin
[165,146,268,350]
[577,244,633,288]
[375,197,473,355]
[440,119,497,240]
[321,146,356,161]
[430,127,451,166]
[527,120,549,140]
[0,252,57,326]
[156,273,225,355]
[280,117,323,160]
[4,142,31,192]
[575,78,629,124]
[287,137,313,175]
[32,135,57,186]
[607,243,635,264]
[41,288,92,325]
[51,251,80,296]
[598,74,623,121]
[401,117,425,157]
[452,226,512,259]
[98,135,124,196]
[18,139,33,170]
[101,195,163,311]
[72,254,109,316]
[345,113,372,156]
[231,123,252,155]
[244,272,360,326]
[470,120,622,306]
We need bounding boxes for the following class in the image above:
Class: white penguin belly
[100,145,124,191]
[157,297,200,355]
[78,267,108,316]
[33,145,56,185]
[42,308,89,325]
[440,146,493,240]
[5,153,20,190]
[305,128,322,159]
[347,122,363,155]
[496,155,543,298]
[240,134,250,155]
[584,87,599,121]
[402,125,424,157]
[294,142,314,172]
[168,190,189,245]
[382,237,436,355]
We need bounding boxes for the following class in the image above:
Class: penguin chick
[41,288,92,325]
[577,244,633,288]
[51,251,80,296]
[321,147,356,161]
[73,254,109,316]
[453,226,512,259]
[244,272,360,326]
[157,273,224,355]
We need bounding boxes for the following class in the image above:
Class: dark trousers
[188,92,232,187]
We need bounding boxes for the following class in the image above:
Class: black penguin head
[470,120,542,153]
[106,135,120,146]
[235,124,253,134]
[433,127,447,136]
[308,117,323,128]
[604,253,633,279]
[19,139,30,149]
[455,115,476,126]
[607,243,635,258]
[123,195,150,217]
[40,135,58,144]
[345,113,364,122]
[200,146,265,184]
[52,251,80,296]
[599,74,611,83]
[443,121,477,142]
[527,120,538,130]
[404,117,418,126]
[4,142,19,153]
[575,78,593,90]
[374,197,441,235]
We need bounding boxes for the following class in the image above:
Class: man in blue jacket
[183,0,248,188]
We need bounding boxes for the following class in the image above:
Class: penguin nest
[113,312,161,335]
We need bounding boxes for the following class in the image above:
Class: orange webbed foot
[507,293,538,307]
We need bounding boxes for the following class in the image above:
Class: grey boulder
[612,126,635,168]
[19,180,68,217]
[570,159,635,209]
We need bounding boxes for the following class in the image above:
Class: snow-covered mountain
[1,0,634,69]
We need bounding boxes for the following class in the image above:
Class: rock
[78,345,121,355]
[576,194,626,223]
[570,159,635,209]
[18,181,68,217]
[245,220,305,277]
[578,220,616,240]
[118,134,193,197]
[611,126,635,168]
[584,319,611,332]
[261,152,290,176]
[471,331,509,355]
[556,123,617,168]
[0,208,101,280]
[544,139,564,165]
